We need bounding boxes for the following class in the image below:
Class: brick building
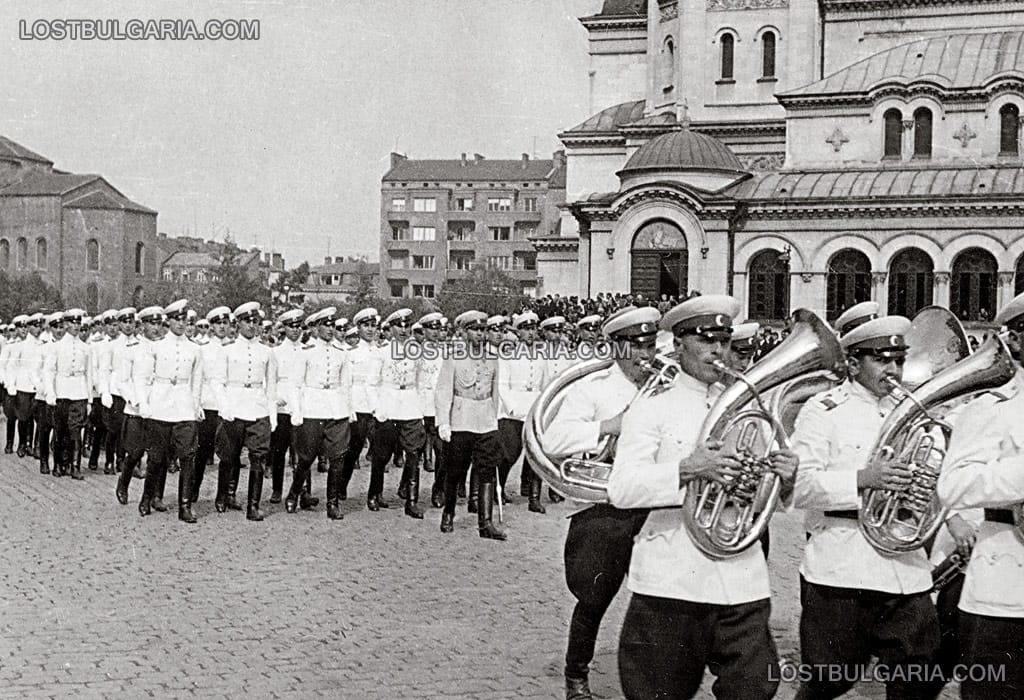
[379,152,566,298]
[295,258,380,305]
[0,136,159,311]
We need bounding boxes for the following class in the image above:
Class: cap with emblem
[278,309,304,327]
[384,308,413,328]
[354,307,380,325]
[602,306,661,341]
[994,291,1024,333]
[100,310,117,323]
[63,308,86,324]
[196,319,210,329]
[455,310,488,329]
[186,309,198,322]
[306,307,337,327]
[333,316,349,330]
[840,316,911,357]
[233,301,262,323]
[513,311,539,330]
[118,307,137,322]
[833,301,879,337]
[487,315,507,328]
[138,306,164,322]
[82,316,93,328]
[731,322,760,353]
[661,295,741,339]
[576,314,602,330]
[344,326,359,337]
[164,299,189,320]
[206,306,231,324]
[47,312,64,327]
[540,316,566,331]
[28,312,45,326]
[12,314,27,327]
[261,320,273,330]
[418,312,443,329]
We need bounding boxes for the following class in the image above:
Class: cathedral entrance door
[630,220,688,299]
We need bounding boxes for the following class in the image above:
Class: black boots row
[440,482,507,541]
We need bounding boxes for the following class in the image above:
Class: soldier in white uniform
[12,313,44,458]
[192,307,231,507]
[339,308,383,501]
[98,309,131,474]
[0,317,23,453]
[415,313,446,507]
[574,314,602,346]
[608,295,797,700]
[136,299,203,523]
[269,308,305,504]
[86,311,114,472]
[937,291,1024,700]
[45,309,93,480]
[115,307,161,505]
[543,306,660,700]
[831,300,879,337]
[790,316,941,700]
[209,302,277,522]
[35,314,61,475]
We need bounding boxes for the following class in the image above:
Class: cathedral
[534,0,1024,324]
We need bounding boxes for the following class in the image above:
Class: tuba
[522,353,681,503]
[859,334,1017,555]
[682,309,847,559]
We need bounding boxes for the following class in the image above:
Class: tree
[0,272,62,319]
[211,247,271,311]
[436,267,528,318]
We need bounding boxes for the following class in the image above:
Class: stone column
[871,271,888,314]
[933,271,951,309]
[998,271,1016,311]
[793,272,826,318]
[733,271,748,319]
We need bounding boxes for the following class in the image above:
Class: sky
[0,0,599,266]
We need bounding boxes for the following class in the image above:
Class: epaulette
[222,339,236,346]
[816,386,848,411]
[126,339,139,347]
[302,343,316,350]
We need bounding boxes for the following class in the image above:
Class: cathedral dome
[619,130,744,176]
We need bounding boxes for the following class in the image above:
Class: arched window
[1016,254,1024,297]
[951,248,997,322]
[748,249,790,321]
[1000,103,1020,156]
[761,31,776,79]
[826,249,872,321]
[135,242,145,274]
[36,238,47,270]
[0,240,9,270]
[662,36,675,91]
[86,239,100,271]
[913,107,932,158]
[720,33,735,80]
[884,108,902,159]
[887,248,934,317]
[16,238,27,270]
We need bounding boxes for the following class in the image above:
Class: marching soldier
[435,310,507,540]
[725,322,758,374]
[574,314,602,347]
[508,312,543,498]
[193,306,231,507]
[790,316,943,699]
[340,308,383,502]
[270,308,305,504]
[35,314,60,475]
[209,302,277,521]
[46,309,93,481]
[375,308,426,518]
[416,312,445,507]
[937,292,1024,700]
[137,299,203,523]
[285,307,352,519]
[86,311,114,472]
[115,307,162,505]
[12,313,44,458]
[543,306,660,700]
[100,309,132,475]
[0,319,17,454]
[608,295,796,700]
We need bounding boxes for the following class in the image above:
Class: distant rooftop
[383,153,564,184]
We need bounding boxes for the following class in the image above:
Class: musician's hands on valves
[598,410,625,439]
[678,439,743,487]
[858,455,914,491]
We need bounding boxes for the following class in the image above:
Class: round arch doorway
[630,220,688,299]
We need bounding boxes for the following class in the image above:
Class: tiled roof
[0,136,52,164]
[563,100,645,134]
[781,31,1024,98]
[383,158,556,182]
[163,251,221,268]
[311,261,380,275]
[65,189,158,215]
[729,164,1024,200]
[0,172,99,196]
[620,130,744,173]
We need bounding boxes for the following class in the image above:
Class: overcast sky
[0,0,598,266]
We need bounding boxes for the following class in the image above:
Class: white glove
[101,392,113,409]
[439,425,452,442]
[220,411,234,423]
[373,409,388,423]
[269,414,278,432]
[290,414,303,427]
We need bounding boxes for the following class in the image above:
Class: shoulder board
[193,337,209,345]
[302,343,316,350]
[815,386,848,411]
[126,339,139,347]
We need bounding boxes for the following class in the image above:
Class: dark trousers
[3,388,17,447]
[959,612,1024,700]
[216,417,271,499]
[118,415,147,495]
[87,397,108,466]
[15,390,34,449]
[340,412,374,487]
[797,577,940,699]
[933,571,965,695]
[498,417,536,493]
[270,413,292,494]
[291,418,350,498]
[564,505,648,680]
[371,418,425,496]
[54,398,87,468]
[193,409,220,499]
[143,419,197,507]
[32,399,54,466]
[442,430,501,516]
[619,593,778,700]
[102,396,126,463]
[423,415,442,466]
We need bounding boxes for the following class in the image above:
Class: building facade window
[522,197,537,212]
[747,249,790,321]
[883,108,902,158]
[913,107,932,158]
[412,255,434,270]
[389,253,407,270]
[951,248,997,322]
[448,225,473,241]
[455,196,474,211]
[411,226,435,241]
[86,239,100,271]
[0,240,9,269]
[1000,103,1020,156]
[16,237,27,270]
[513,252,537,271]
[391,224,410,240]
[888,248,934,317]
[662,36,675,90]
[449,252,475,270]
[412,197,436,212]
[761,31,776,79]
[36,238,47,270]
[490,226,511,241]
[391,197,406,211]
[487,197,512,212]
[134,242,144,274]
[720,33,735,80]
[389,281,407,298]
[412,284,435,298]
[163,268,174,281]
[826,249,871,321]
[487,256,512,270]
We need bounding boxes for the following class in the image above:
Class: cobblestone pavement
[0,450,958,699]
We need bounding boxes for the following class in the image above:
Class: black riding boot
[478,483,507,540]
[467,468,480,514]
[70,438,84,480]
[214,460,232,513]
[226,461,242,510]
[246,461,265,521]
[326,460,344,521]
[116,459,133,505]
[404,463,424,519]
[529,473,546,514]
[178,459,197,523]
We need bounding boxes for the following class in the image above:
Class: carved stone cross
[953,123,977,148]
[826,127,849,152]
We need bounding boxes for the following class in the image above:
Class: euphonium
[859,335,1018,555]
[682,309,847,559]
[522,353,681,503]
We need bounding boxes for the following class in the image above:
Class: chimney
[521,153,529,169]
[474,153,485,162]
[324,256,331,265]
[553,149,566,170]
[389,152,406,169]
[335,256,344,264]
[461,153,467,166]
[272,252,283,268]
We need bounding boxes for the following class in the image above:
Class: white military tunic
[47,333,93,401]
[115,336,150,417]
[541,362,635,458]
[377,340,422,421]
[292,337,352,422]
[137,331,203,422]
[497,349,546,421]
[210,335,278,422]
[196,336,225,412]
[346,339,382,416]
[272,337,305,416]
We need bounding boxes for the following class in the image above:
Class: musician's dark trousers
[15,390,34,452]
[142,420,197,508]
[423,415,444,494]
[931,571,965,696]
[116,415,147,496]
[564,505,648,682]
[618,594,779,700]
[959,612,1024,700]
[795,578,940,700]
[442,430,501,515]
[102,395,126,464]
[87,397,108,467]
[193,409,220,500]
[340,412,373,489]
[54,398,87,471]
[32,399,54,469]
[371,418,425,498]
[498,418,535,494]
[215,417,271,502]
[269,413,292,495]
[290,418,350,500]
[3,388,17,449]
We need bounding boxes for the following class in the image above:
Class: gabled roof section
[0,172,99,196]
[312,261,380,275]
[562,100,646,135]
[65,189,158,215]
[0,136,52,164]
[780,31,1024,103]
[382,158,556,183]
[163,251,222,268]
